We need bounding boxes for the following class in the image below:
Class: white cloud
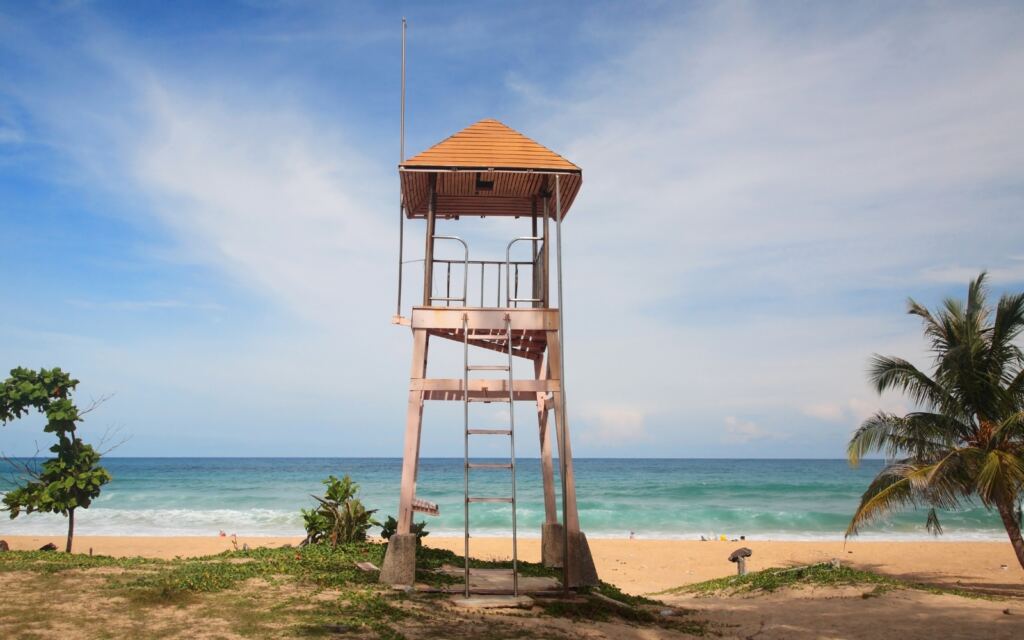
[131,83,393,323]
[0,125,23,144]
[579,404,648,445]
[801,403,846,423]
[801,397,910,425]
[723,415,772,445]
[67,298,225,312]
[919,257,1024,285]
[533,3,1024,299]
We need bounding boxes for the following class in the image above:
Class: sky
[1,1,1023,458]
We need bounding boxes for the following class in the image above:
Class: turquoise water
[0,458,1007,540]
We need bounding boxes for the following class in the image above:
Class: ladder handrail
[505,313,519,595]
[430,235,469,304]
[462,312,471,597]
[505,236,544,307]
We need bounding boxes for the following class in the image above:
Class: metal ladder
[462,312,518,597]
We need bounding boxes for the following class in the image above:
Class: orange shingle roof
[401,119,579,172]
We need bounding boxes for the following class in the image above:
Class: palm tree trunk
[997,501,1024,571]
[66,508,75,553]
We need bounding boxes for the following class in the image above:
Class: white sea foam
[0,508,306,537]
[0,510,1008,541]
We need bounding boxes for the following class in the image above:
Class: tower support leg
[535,356,562,567]
[547,331,599,587]
[381,331,428,586]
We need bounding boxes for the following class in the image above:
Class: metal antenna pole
[396,18,407,317]
[400,18,406,163]
[554,174,570,592]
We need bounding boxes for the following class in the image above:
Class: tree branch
[78,393,114,418]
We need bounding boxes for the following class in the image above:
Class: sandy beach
[5,534,1022,595]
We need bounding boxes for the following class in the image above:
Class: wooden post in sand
[380,119,599,593]
[729,547,753,576]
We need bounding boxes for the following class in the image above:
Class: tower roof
[401,119,580,172]
[400,119,582,219]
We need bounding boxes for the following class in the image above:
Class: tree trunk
[66,508,75,553]
[996,501,1024,571]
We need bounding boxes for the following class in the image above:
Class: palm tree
[846,273,1024,570]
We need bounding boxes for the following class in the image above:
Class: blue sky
[1,1,1023,457]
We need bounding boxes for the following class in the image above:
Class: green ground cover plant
[666,562,1002,600]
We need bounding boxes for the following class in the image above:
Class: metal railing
[432,259,535,308]
[425,234,544,309]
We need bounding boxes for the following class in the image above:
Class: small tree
[301,475,378,546]
[0,367,112,553]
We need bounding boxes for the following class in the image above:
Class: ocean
[0,458,1008,540]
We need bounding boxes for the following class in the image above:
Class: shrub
[301,475,378,546]
[379,515,429,545]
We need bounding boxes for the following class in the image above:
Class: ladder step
[467,462,513,470]
[467,397,511,403]
[467,429,512,436]
[467,497,514,503]
[466,365,510,371]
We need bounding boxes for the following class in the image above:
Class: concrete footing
[379,533,417,586]
[541,523,564,568]
[541,524,599,587]
[567,530,599,587]
[450,595,534,609]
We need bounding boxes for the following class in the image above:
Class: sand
[1,534,302,560]
[3,534,1022,595]
[428,536,1024,595]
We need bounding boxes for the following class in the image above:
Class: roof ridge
[401,118,579,171]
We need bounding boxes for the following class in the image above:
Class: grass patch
[0,549,159,573]
[115,542,387,600]
[663,562,1003,600]
[586,581,661,607]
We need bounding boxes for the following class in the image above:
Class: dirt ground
[2,564,1024,639]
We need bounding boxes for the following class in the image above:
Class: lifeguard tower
[380,119,599,594]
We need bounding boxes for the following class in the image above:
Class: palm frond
[1007,369,1024,406]
[942,296,966,340]
[848,450,979,538]
[991,411,1024,448]
[843,464,917,532]
[991,292,1024,386]
[847,412,965,465]
[907,298,952,354]
[868,356,953,412]
[966,272,990,325]
[975,449,1024,507]
[920,447,983,507]
[846,464,919,537]
[925,508,943,535]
